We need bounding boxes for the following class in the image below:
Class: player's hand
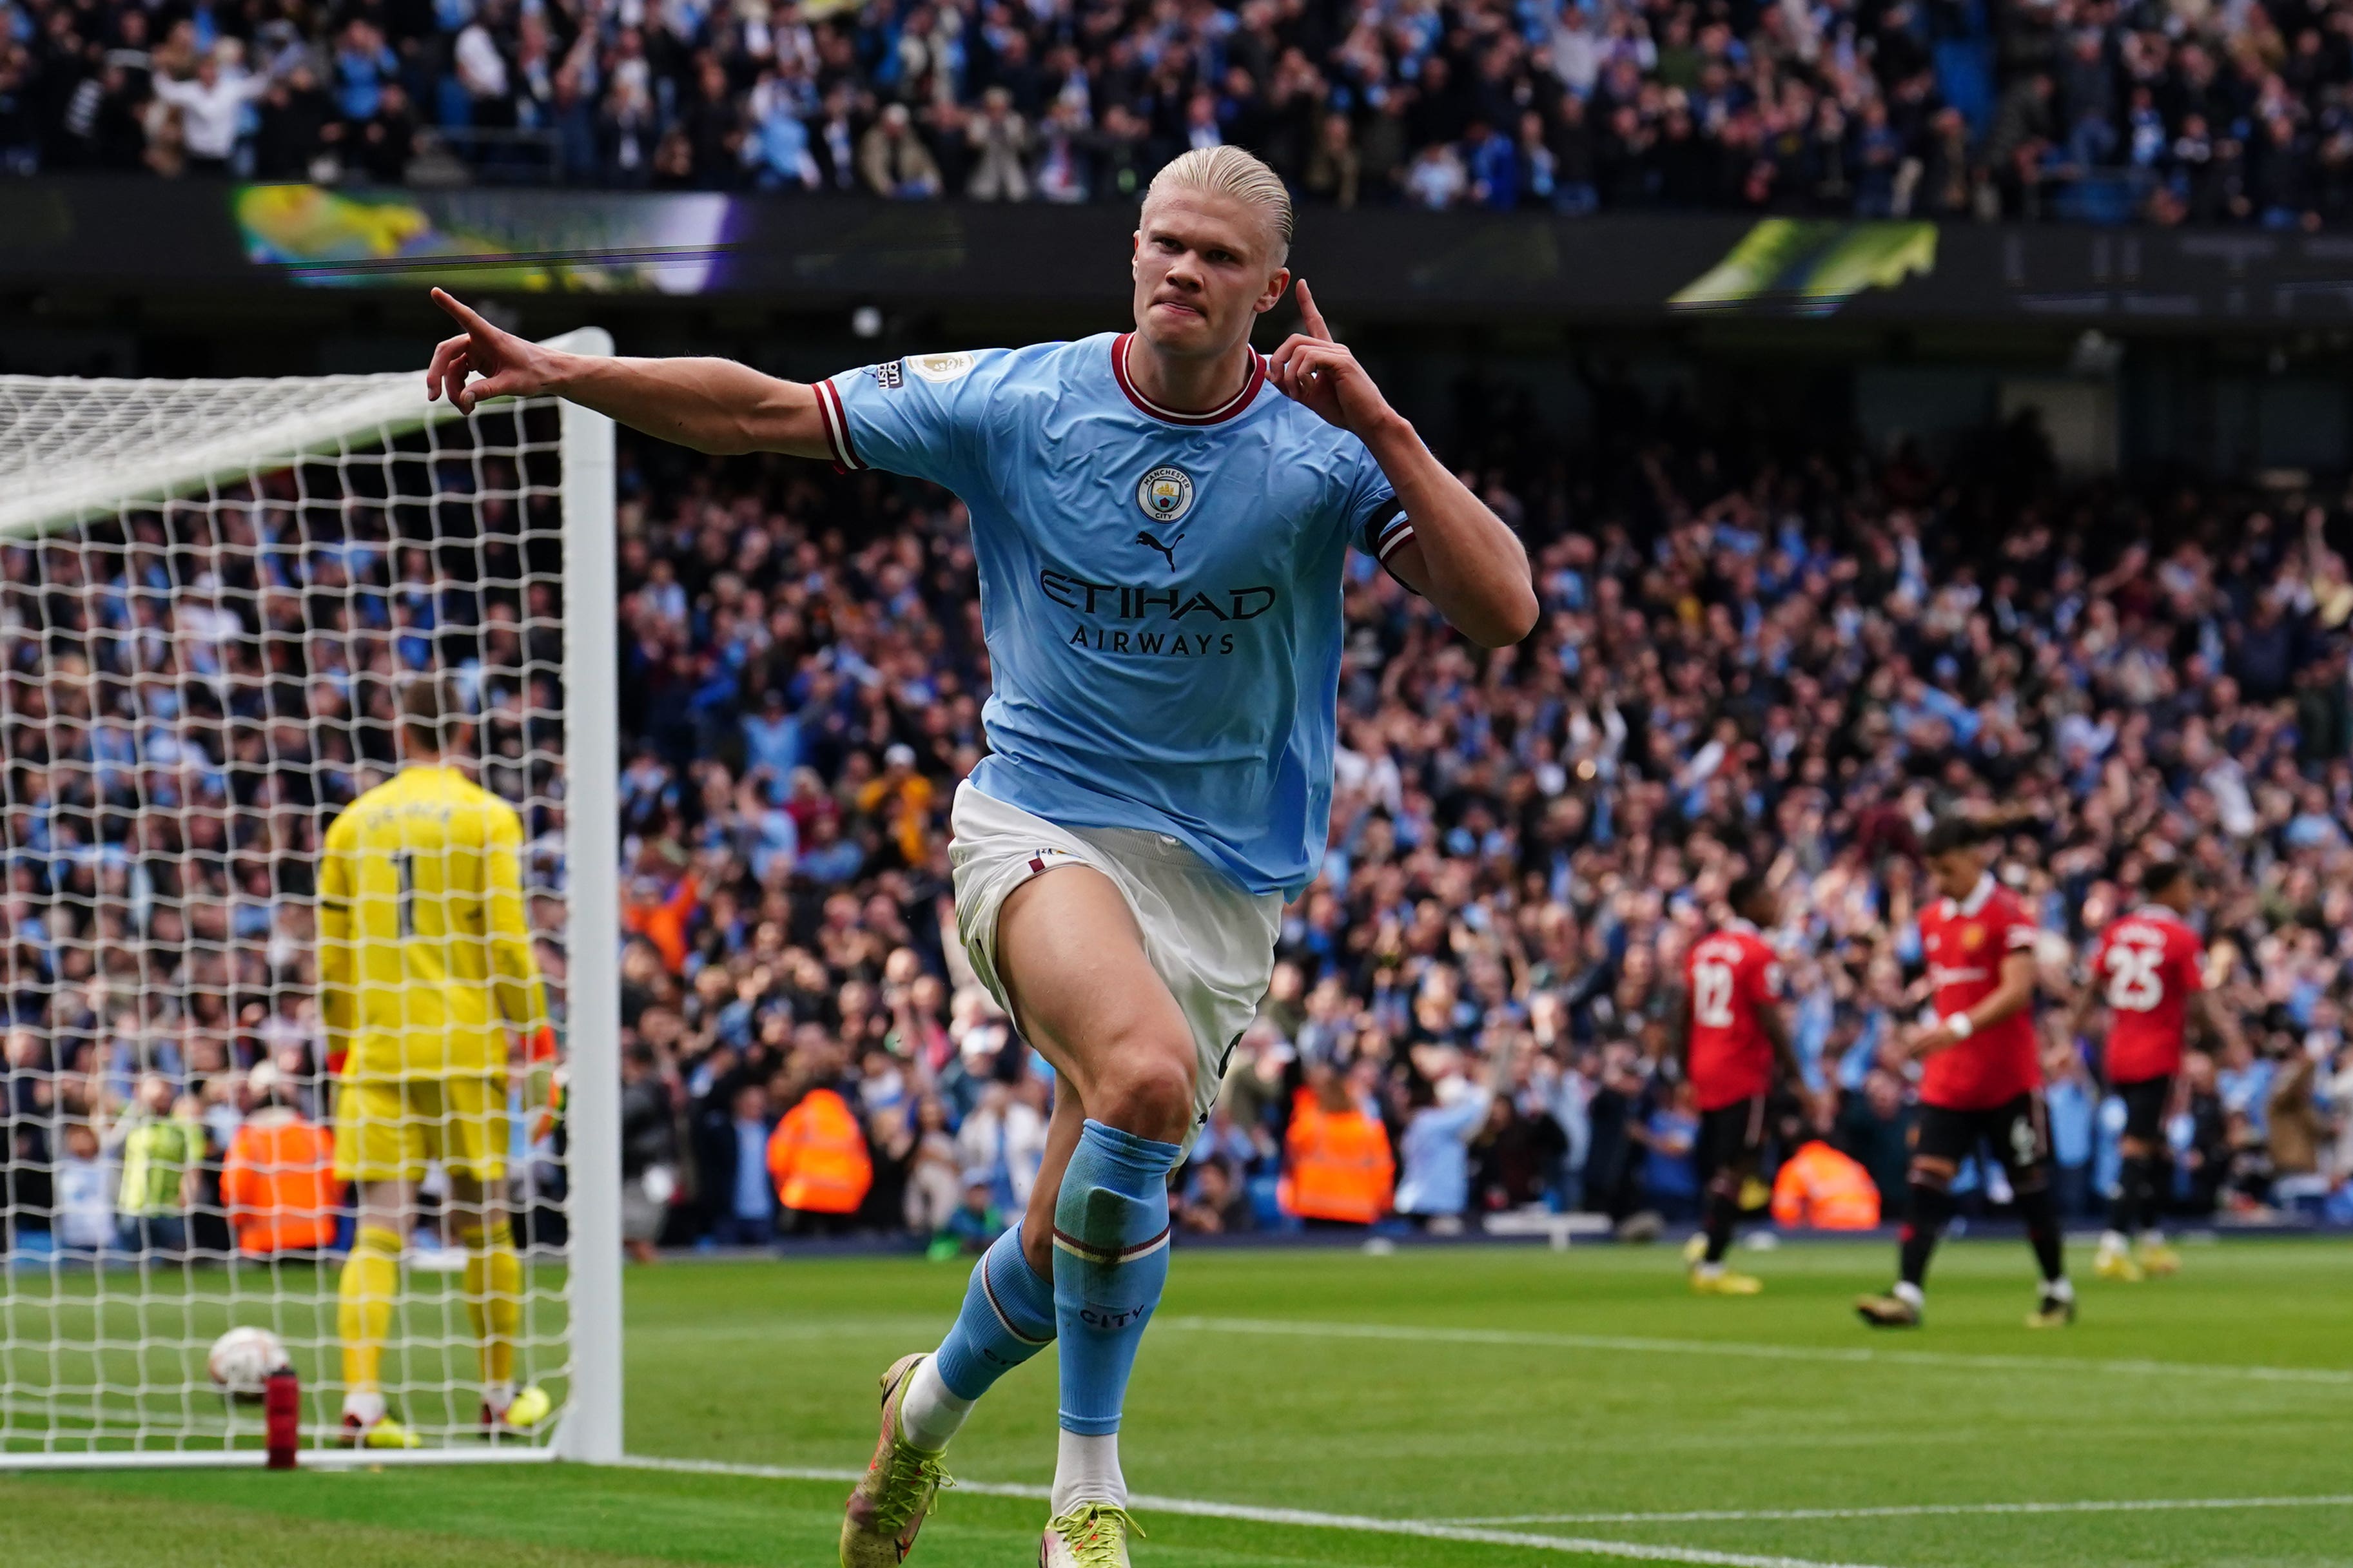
[425,288,560,413]
[527,1065,566,1145]
[1907,1021,1957,1059]
[1269,280,1396,438]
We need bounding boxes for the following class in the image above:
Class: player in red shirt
[2071,860,2241,1282]
[1857,818,2075,1331]
[1672,874,1810,1297]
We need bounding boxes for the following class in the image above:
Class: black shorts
[1913,1092,2051,1185]
[1697,1093,1770,1179]
[2113,1076,2172,1144]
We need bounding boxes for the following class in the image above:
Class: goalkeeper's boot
[841,1353,953,1568]
[482,1384,554,1437]
[1855,1290,1922,1329]
[1680,1232,1708,1266]
[1040,1503,1146,1568]
[2093,1243,2144,1283]
[2026,1286,2078,1330]
[1690,1265,1763,1296]
[2137,1239,2182,1277]
[340,1410,425,1449]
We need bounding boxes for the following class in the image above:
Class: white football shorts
[947,781,1282,1141]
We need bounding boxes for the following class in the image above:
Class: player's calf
[2011,1179,2076,1328]
[1690,1168,1748,1288]
[1897,1159,1957,1289]
[2100,1146,2155,1263]
[1051,1118,1182,1519]
[338,1219,415,1440]
[1859,1158,1953,1328]
[899,1224,1057,1453]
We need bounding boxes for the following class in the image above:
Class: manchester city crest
[1137,465,1195,525]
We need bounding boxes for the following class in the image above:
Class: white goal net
[0,334,621,1466]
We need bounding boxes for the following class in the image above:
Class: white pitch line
[612,1455,1895,1568]
[1440,1495,2353,1526]
[1157,1315,2353,1387]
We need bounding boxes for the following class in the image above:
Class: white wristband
[1943,1012,1974,1040]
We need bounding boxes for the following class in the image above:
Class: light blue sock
[932,1223,1056,1400]
[1053,1119,1181,1437]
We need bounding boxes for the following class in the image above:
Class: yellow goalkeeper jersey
[318,764,549,1080]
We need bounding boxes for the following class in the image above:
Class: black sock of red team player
[2016,1185,2067,1284]
[1899,1177,1955,1289]
[2106,1154,2151,1239]
[1700,1172,1741,1266]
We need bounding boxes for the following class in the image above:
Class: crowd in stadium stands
[11,0,2353,225]
[581,400,2353,1251]
[5,385,2353,1263]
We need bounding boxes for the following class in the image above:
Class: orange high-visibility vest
[219,1111,338,1255]
[1770,1140,1882,1230]
[768,1088,874,1215]
[1281,1103,1395,1224]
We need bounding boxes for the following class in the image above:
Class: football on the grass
[207,1326,287,1400]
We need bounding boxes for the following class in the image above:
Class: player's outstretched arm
[1269,280,1538,648]
[424,289,834,459]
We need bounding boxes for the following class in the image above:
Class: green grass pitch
[5,1238,2350,1567]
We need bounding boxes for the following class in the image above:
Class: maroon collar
[1111,333,1265,426]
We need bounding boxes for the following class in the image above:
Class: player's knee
[1908,1158,1955,1192]
[1088,1031,1195,1143]
[354,1179,405,1233]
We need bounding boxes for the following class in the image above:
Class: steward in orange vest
[1770,1139,1882,1230]
[219,1069,338,1257]
[1280,1070,1395,1225]
[768,1085,875,1217]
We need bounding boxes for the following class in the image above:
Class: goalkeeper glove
[520,1025,561,1143]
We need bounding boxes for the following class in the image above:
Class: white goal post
[0,331,621,1467]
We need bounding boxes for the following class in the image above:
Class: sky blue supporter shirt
[817,333,1414,898]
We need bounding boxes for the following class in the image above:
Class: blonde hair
[1144,146,1294,257]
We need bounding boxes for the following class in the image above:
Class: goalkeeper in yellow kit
[320,675,557,1447]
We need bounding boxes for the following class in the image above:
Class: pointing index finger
[1294,279,1333,342]
[432,287,494,336]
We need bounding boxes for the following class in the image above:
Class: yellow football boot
[840,1353,954,1567]
[1690,1268,1764,1295]
[1040,1503,1146,1568]
[2094,1247,2145,1283]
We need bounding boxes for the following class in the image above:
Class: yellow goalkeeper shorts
[335,1076,509,1182]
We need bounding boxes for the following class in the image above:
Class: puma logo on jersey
[1133,530,1179,571]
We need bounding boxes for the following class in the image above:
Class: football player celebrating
[425,146,1535,1567]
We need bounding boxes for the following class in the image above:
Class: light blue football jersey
[817,332,1414,898]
